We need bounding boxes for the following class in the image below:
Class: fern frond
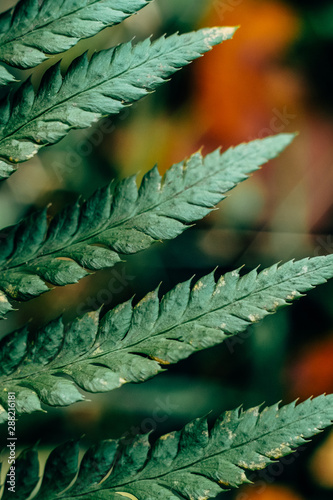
[0,0,152,69]
[0,27,236,179]
[0,134,293,317]
[3,396,333,499]
[1,254,332,417]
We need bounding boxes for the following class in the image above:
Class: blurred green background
[1,0,333,499]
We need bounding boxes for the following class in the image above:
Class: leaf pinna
[3,396,333,499]
[1,254,332,421]
[0,134,294,318]
[0,26,236,179]
[0,0,153,69]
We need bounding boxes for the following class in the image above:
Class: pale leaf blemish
[6,284,17,298]
[160,433,174,441]
[248,407,259,417]
[213,276,226,294]
[238,460,248,468]
[219,479,231,487]
[87,311,99,325]
[286,290,298,300]
[239,457,266,470]
[202,27,236,49]
[151,356,170,365]
[268,445,287,458]
[92,346,103,355]
[119,377,127,385]
[198,494,210,500]
[115,302,128,313]
[249,314,259,322]
[26,150,38,159]
[193,281,204,292]
[0,292,8,303]
[226,428,236,440]
[137,291,156,306]
[223,411,232,424]
[250,461,266,470]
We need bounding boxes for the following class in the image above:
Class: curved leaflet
[0,27,236,178]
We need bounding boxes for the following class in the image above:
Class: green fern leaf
[0,134,293,314]
[1,254,332,416]
[0,0,152,69]
[3,396,333,499]
[0,27,236,178]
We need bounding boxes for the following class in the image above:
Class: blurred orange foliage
[194,0,300,148]
[288,334,333,399]
[239,484,304,500]
[310,430,333,489]
[111,0,301,176]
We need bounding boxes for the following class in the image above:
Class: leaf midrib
[80,261,327,357]
[2,261,327,384]
[61,404,330,498]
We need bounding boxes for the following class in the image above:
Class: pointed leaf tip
[269,132,298,155]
